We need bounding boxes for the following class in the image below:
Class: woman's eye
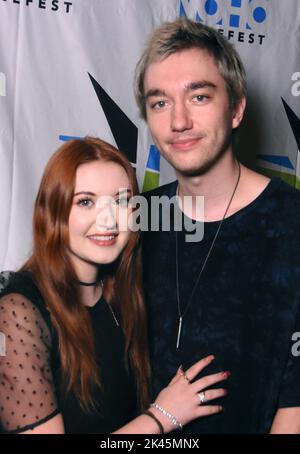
[115,198,129,207]
[77,198,93,208]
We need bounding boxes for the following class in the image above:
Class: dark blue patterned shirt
[143,178,300,433]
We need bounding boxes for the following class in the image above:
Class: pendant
[176,316,183,349]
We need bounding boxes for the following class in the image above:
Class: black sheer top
[0,272,137,433]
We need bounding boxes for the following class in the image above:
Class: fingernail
[223,371,231,378]
[207,355,215,362]
[219,406,223,412]
[177,365,184,375]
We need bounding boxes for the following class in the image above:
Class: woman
[0,138,228,434]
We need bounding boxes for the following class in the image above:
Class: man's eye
[77,198,93,208]
[152,100,166,109]
[193,95,207,102]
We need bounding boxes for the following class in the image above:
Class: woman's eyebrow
[73,191,96,197]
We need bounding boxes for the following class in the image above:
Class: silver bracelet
[150,403,183,430]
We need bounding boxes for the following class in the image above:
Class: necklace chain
[100,279,120,327]
[175,162,241,349]
[82,278,120,327]
[105,300,120,327]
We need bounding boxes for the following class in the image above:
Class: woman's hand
[150,355,229,432]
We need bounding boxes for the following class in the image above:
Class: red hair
[22,137,150,411]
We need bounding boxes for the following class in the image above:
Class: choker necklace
[175,161,241,349]
[76,278,103,287]
[77,279,120,327]
[77,280,98,286]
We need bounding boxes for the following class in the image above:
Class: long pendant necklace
[175,162,241,349]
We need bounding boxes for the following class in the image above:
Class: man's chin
[174,161,212,177]
[173,147,228,177]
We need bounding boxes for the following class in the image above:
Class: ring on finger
[183,371,190,382]
[198,391,206,405]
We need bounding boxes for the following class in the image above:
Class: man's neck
[177,152,241,222]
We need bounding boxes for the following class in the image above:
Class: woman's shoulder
[1,270,40,295]
[0,270,50,323]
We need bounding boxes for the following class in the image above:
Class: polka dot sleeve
[0,293,59,433]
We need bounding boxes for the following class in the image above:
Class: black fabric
[0,272,137,433]
[142,178,300,434]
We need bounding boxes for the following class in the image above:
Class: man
[135,18,300,433]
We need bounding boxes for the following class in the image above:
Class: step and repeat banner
[0,0,299,270]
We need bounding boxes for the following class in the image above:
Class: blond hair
[134,18,246,119]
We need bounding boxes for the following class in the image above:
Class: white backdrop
[0,0,299,270]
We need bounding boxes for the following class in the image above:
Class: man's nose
[171,102,193,132]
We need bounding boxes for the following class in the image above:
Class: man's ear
[232,96,246,129]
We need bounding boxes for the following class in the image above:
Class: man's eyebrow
[145,88,167,99]
[187,81,217,91]
[145,81,216,100]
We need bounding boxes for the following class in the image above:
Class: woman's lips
[87,234,118,247]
